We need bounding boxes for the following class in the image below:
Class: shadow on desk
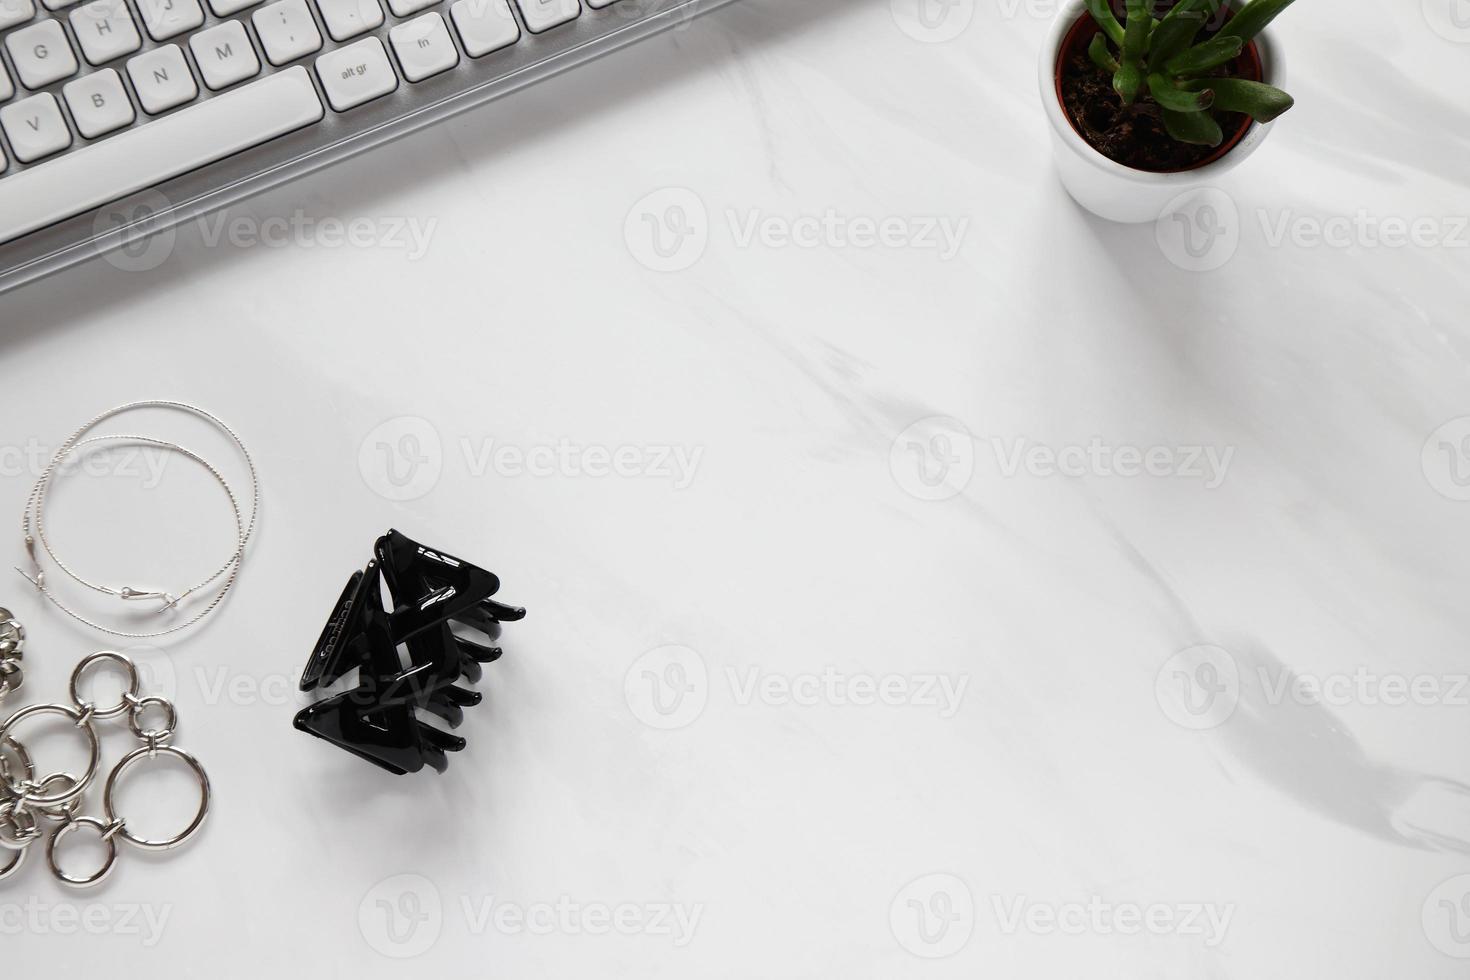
[0,0,859,349]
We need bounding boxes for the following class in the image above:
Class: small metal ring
[0,621,23,659]
[69,651,141,720]
[103,745,210,851]
[0,797,41,849]
[0,735,32,786]
[30,774,82,822]
[127,696,177,743]
[46,816,119,888]
[0,837,26,881]
[0,661,21,700]
[0,704,100,806]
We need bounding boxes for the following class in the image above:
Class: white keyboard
[0,0,732,289]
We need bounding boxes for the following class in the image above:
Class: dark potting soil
[1057,4,1261,173]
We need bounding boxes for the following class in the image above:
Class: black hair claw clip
[293,530,526,775]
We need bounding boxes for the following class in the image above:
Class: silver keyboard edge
[0,0,739,296]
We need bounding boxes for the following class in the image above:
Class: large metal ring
[69,651,141,720]
[104,745,210,851]
[0,704,100,806]
[46,816,119,888]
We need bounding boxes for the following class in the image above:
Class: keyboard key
[390,13,457,82]
[127,44,197,113]
[315,0,382,42]
[1,93,72,162]
[0,67,323,244]
[450,0,517,57]
[6,21,79,89]
[385,0,434,18]
[40,0,83,10]
[208,0,261,14]
[0,0,34,31]
[63,68,134,137]
[514,0,576,33]
[139,0,203,41]
[316,36,396,111]
[69,0,142,66]
[190,21,260,89]
[0,64,11,103]
[253,0,322,66]
[585,0,616,5]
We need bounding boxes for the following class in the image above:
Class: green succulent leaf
[1085,0,1126,46]
[1183,77,1295,121]
[1149,0,1224,66]
[1149,72,1215,111]
[1088,32,1121,72]
[1162,108,1225,146]
[1114,0,1151,103]
[1165,34,1245,75]
[1218,0,1296,41]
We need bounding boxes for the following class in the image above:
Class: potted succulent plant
[1040,0,1299,223]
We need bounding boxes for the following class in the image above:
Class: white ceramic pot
[1039,0,1283,224]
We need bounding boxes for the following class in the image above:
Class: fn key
[316,37,398,111]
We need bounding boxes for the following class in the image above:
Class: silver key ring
[69,651,141,721]
[103,745,210,851]
[0,703,100,807]
[46,815,120,888]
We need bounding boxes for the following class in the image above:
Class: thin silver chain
[15,401,258,640]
